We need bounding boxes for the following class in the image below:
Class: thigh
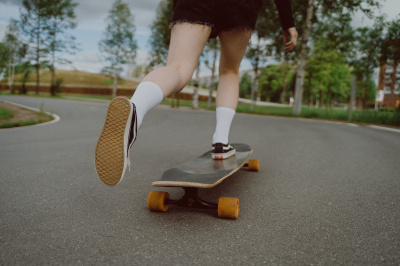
[167,23,211,83]
[218,29,252,72]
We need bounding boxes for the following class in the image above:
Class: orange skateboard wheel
[218,197,239,219]
[147,191,170,212]
[247,160,259,172]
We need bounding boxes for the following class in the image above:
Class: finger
[286,43,296,50]
[285,41,296,51]
[285,39,297,48]
[285,40,295,48]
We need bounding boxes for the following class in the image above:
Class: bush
[378,107,395,112]
[50,78,64,96]
[393,105,400,126]
[352,110,394,125]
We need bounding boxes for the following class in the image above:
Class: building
[377,39,400,109]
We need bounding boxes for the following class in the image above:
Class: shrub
[378,107,395,112]
[393,105,400,126]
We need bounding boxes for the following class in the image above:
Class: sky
[0,0,399,77]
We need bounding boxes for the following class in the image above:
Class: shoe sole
[212,149,236,160]
[95,97,133,186]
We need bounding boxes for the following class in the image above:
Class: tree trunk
[36,62,40,95]
[36,21,40,95]
[281,65,288,104]
[112,71,117,98]
[10,52,15,91]
[193,63,200,109]
[250,38,261,112]
[251,68,259,112]
[51,21,56,96]
[8,55,12,90]
[208,49,217,110]
[51,68,55,96]
[292,0,314,115]
[349,76,356,120]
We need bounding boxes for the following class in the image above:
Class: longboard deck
[152,143,252,189]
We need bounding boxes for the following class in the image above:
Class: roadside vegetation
[0,101,53,128]
[163,99,400,127]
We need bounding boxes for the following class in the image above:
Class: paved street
[1,95,399,264]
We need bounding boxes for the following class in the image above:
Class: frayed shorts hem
[170,20,255,39]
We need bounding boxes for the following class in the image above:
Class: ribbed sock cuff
[212,107,236,145]
[131,82,164,128]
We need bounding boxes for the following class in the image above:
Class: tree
[239,73,252,99]
[203,39,219,109]
[147,0,183,107]
[385,17,400,64]
[246,0,280,111]
[148,0,173,69]
[99,0,137,98]
[19,0,51,95]
[0,42,9,79]
[304,41,352,107]
[349,17,385,108]
[46,0,78,96]
[4,19,20,92]
[291,0,380,115]
[260,63,296,103]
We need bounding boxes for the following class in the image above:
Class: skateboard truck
[165,187,218,210]
[147,188,240,219]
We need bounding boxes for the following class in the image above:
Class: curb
[367,125,400,134]
[0,100,60,130]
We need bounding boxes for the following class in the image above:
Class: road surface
[1,95,399,264]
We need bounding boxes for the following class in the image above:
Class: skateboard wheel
[247,160,259,172]
[218,197,239,219]
[147,191,170,212]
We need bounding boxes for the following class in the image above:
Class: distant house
[378,39,400,109]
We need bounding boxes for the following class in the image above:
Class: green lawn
[0,107,14,119]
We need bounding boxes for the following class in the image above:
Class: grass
[0,99,54,129]
[2,91,399,127]
[0,69,139,88]
[163,98,399,127]
[1,91,113,101]
[1,120,39,128]
[0,112,53,128]
[0,107,14,119]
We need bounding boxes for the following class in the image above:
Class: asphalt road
[1,95,399,265]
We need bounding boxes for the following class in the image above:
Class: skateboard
[147,143,259,219]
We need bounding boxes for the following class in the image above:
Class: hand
[283,27,298,52]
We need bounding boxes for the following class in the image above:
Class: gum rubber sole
[95,97,132,186]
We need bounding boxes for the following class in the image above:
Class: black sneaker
[95,96,137,186]
[212,143,236,160]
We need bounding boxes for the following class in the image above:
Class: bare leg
[211,29,253,153]
[142,23,211,97]
[216,29,253,109]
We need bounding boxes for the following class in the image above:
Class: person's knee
[169,63,193,87]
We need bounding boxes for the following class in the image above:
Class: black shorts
[171,0,262,38]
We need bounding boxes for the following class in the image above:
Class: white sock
[212,107,236,145]
[130,82,164,129]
